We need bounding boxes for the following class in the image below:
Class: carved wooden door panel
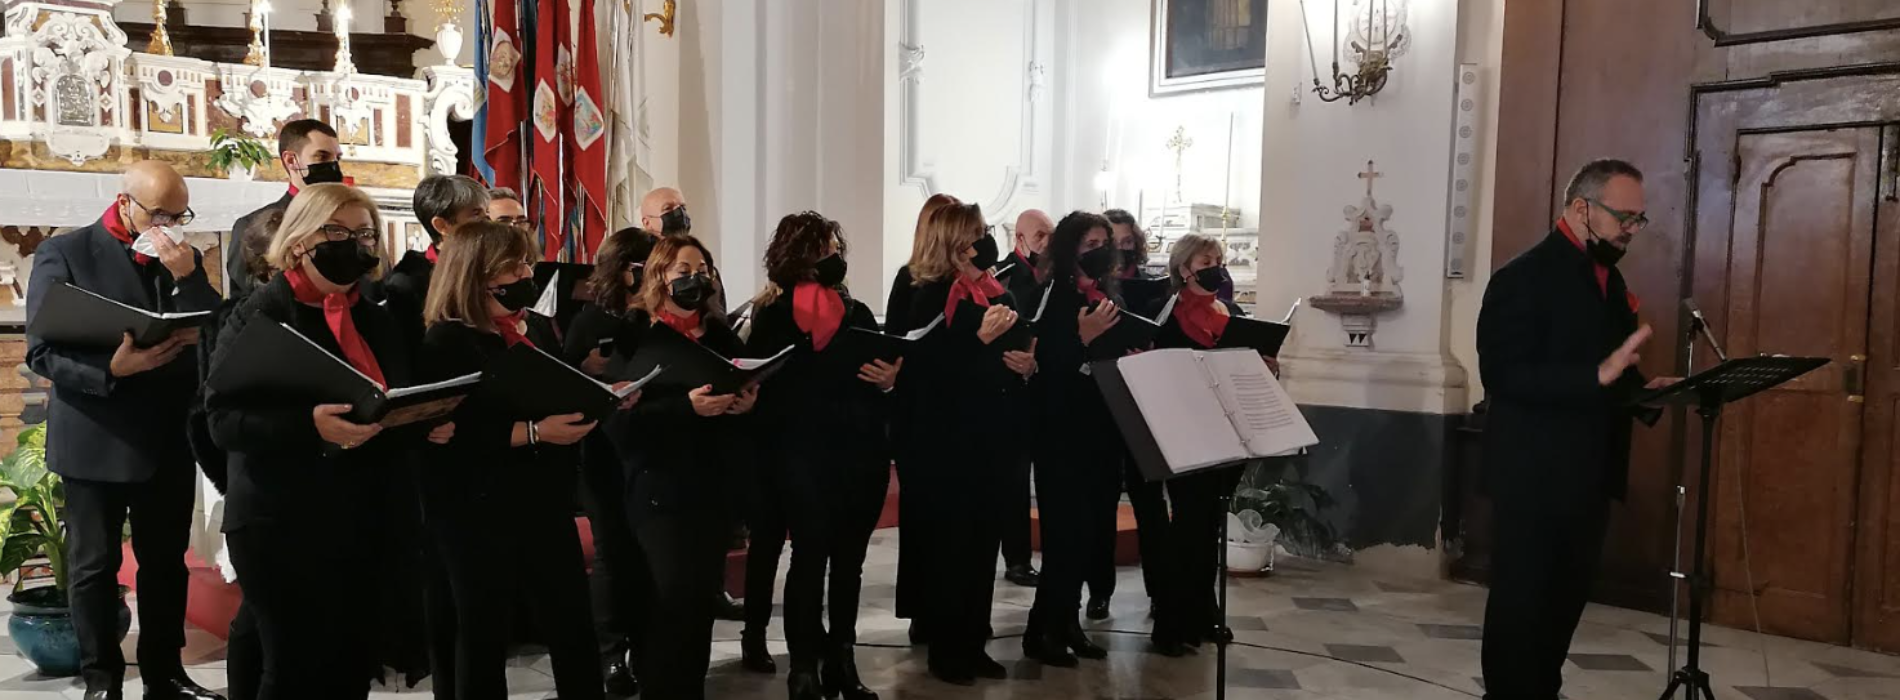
[1853,125,1900,652]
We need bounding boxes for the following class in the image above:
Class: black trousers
[430,496,602,700]
[916,454,1004,666]
[633,508,728,700]
[1000,451,1034,569]
[1158,465,1244,641]
[63,470,194,688]
[1087,456,1168,605]
[781,450,889,669]
[226,525,371,700]
[742,467,788,635]
[580,437,649,668]
[1026,448,1121,632]
[226,603,262,700]
[892,455,926,621]
[1481,502,1609,700]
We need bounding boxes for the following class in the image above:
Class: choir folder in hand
[983,282,1053,352]
[829,315,942,368]
[619,323,794,394]
[1087,295,1178,358]
[206,321,479,427]
[1217,298,1300,356]
[28,282,212,348]
[1094,348,1319,480]
[481,344,660,422]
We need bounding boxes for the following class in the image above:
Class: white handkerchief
[131,226,184,258]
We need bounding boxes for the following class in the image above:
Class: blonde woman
[205,183,451,699]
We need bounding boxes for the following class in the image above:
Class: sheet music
[530,271,561,318]
[1116,349,1250,472]
[386,372,481,399]
[1282,297,1302,324]
[732,344,794,370]
[1200,349,1318,457]
[905,313,944,340]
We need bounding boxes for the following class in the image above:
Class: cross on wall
[1358,160,1382,199]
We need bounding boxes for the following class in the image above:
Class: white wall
[1448,0,1503,405]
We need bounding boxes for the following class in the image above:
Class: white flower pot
[225,164,254,182]
[1226,540,1275,574]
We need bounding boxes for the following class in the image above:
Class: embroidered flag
[567,0,607,260]
[529,0,568,259]
[481,0,526,192]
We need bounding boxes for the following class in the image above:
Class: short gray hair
[487,187,521,203]
[1563,159,1643,207]
[413,175,491,239]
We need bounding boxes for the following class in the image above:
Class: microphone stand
[1660,301,1729,700]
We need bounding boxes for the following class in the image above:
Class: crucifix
[1357,159,1383,200]
[1166,126,1194,203]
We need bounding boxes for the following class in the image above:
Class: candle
[260,0,273,67]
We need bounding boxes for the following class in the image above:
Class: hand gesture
[611,382,642,410]
[1078,301,1121,346]
[1002,338,1037,378]
[858,358,902,391]
[426,421,456,445]
[149,229,198,281]
[535,413,597,445]
[689,385,736,417]
[109,331,189,378]
[1263,356,1282,378]
[728,387,760,415]
[976,305,1019,345]
[1599,325,1652,386]
[1645,376,1681,390]
[581,348,611,377]
[313,404,382,449]
[168,327,201,346]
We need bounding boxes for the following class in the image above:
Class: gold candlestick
[333,1,355,73]
[243,1,266,66]
[147,0,174,56]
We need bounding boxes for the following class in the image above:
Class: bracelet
[526,420,540,446]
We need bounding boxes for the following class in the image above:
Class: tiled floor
[3,530,1898,699]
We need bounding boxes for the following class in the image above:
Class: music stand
[1636,354,1828,700]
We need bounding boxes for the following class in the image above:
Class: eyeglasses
[126,198,195,226]
[317,224,380,243]
[494,216,532,228]
[1586,199,1649,232]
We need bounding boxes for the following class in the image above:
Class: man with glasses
[1476,159,1675,700]
[25,162,224,700]
[227,119,343,300]
[487,187,535,233]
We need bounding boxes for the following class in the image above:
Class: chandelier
[1299,0,1410,105]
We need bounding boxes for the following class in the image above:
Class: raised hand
[1599,325,1652,386]
[977,305,1019,345]
[1078,301,1120,346]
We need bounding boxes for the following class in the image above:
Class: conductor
[1475,158,1674,700]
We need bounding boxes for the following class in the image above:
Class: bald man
[639,187,691,236]
[994,209,1053,588]
[26,162,224,700]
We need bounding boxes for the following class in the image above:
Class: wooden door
[1853,125,1900,652]
[1708,127,1882,644]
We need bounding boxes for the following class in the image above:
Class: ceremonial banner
[567,0,607,260]
[605,0,648,231]
[481,0,526,192]
[530,0,568,259]
[470,0,492,183]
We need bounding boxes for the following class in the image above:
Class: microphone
[1681,298,1727,363]
[1683,298,1708,330]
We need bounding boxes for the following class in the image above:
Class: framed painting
[1150,0,1269,96]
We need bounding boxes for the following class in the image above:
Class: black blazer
[383,250,435,350]
[225,191,294,301]
[884,266,918,336]
[1030,277,1124,437]
[745,293,889,450]
[204,274,416,531]
[902,279,1025,441]
[26,219,222,483]
[1477,229,1650,513]
[419,322,578,512]
[998,251,1046,315]
[603,311,751,523]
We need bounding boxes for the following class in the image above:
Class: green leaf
[0,426,46,492]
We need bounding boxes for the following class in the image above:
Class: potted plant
[208,128,273,182]
[1226,458,1336,575]
[0,424,131,677]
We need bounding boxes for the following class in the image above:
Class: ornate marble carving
[421,65,476,176]
[7,0,133,164]
[1310,160,1405,348]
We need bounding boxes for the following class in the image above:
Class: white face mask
[130,225,184,258]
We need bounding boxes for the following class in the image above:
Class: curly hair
[586,227,658,314]
[1042,210,1119,299]
[754,211,847,308]
[1104,208,1149,269]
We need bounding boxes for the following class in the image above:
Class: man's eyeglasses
[1586,199,1649,232]
[317,224,380,243]
[127,198,195,226]
[494,216,532,228]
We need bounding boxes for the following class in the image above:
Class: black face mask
[669,273,711,309]
[1584,223,1627,267]
[308,240,379,286]
[660,207,691,236]
[1121,249,1142,268]
[490,278,541,313]
[1078,246,1117,279]
[1193,266,1229,293]
[1026,250,1042,268]
[814,254,848,288]
[302,161,345,186]
[970,235,1000,271]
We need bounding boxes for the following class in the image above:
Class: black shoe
[144,676,224,700]
[84,689,122,700]
[1023,628,1077,668]
[787,669,825,700]
[821,647,879,700]
[1003,564,1041,587]
[1085,597,1110,621]
[716,592,747,622]
[927,656,975,686]
[970,651,1008,680]
[605,654,640,697]
[742,630,778,674]
[1066,623,1108,660]
[907,619,930,646]
[1152,636,1195,658]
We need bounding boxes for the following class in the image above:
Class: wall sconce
[645,0,677,38]
[1298,0,1410,105]
[1093,161,1117,208]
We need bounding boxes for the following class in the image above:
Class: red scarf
[792,282,846,351]
[654,308,702,343]
[1077,277,1108,304]
[945,270,1006,323]
[287,184,300,198]
[494,310,534,347]
[424,244,439,264]
[1174,289,1230,348]
[1557,218,1641,313]
[286,267,386,388]
[101,202,153,266]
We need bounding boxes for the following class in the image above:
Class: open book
[1094,348,1319,480]
[28,283,212,348]
[206,321,480,427]
[482,344,659,422]
[620,323,794,394]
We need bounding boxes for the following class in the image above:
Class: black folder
[619,323,793,394]
[1087,296,1178,358]
[28,283,212,349]
[827,316,941,369]
[728,301,757,336]
[205,320,479,427]
[1118,277,1171,316]
[985,283,1053,352]
[480,343,657,422]
[1217,316,1291,356]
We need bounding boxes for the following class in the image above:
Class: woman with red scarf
[1023,211,1141,663]
[742,212,898,700]
[205,184,455,698]
[418,222,615,700]
[1148,233,1276,654]
[901,201,1036,684]
[601,234,759,700]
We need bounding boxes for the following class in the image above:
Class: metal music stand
[1637,353,1828,700]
